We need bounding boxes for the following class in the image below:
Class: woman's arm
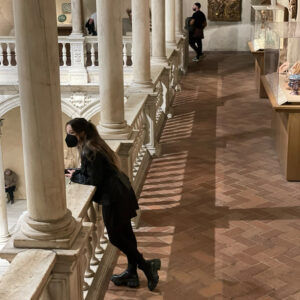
[70,153,105,186]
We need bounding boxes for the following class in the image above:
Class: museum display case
[251,5,285,51]
[264,22,300,105]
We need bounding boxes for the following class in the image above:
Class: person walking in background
[189,2,207,62]
[85,12,97,35]
[64,118,161,291]
[4,168,17,204]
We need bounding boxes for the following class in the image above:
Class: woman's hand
[65,169,75,178]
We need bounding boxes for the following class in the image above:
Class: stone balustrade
[0,36,132,69]
[0,35,186,86]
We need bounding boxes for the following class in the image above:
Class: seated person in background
[4,168,17,204]
[85,12,97,35]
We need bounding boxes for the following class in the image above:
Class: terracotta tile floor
[104,52,300,300]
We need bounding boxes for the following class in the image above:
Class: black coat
[71,151,139,221]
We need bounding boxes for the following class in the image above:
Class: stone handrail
[126,94,149,193]
[0,249,56,300]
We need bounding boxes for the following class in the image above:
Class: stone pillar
[166,0,176,45]
[12,0,79,248]
[0,120,9,244]
[151,0,167,63]
[132,0,152,87]
[97,0,130,139]
[71,0,83,35]
[175,0,183,35]
[297,0,300,21]
[271,0,276,6]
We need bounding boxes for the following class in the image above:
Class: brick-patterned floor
[104,53,300,300]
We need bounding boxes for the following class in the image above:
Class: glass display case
[264,22,300,105]
[251,5,285,51]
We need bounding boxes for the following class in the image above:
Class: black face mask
[65,134,78,148]
[193,8,196,11]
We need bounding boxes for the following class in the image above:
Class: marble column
[97,0,130,139]
[132,0,152,87]
[0,120,9,244]
[166,0,176,45]
[270,0,276,6]
[175,0,183,35]
[71,0,83,35]
[151,0,167,63]
[12,0,79,248]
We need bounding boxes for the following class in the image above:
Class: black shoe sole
[111,277,140,288]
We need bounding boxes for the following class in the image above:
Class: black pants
[189,37,203,58]
[5,186,15,202]
[102,205,143,267]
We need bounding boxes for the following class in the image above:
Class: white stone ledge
[0,249,56,300]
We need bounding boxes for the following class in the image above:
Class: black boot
[111,264,139,288]
[138,258,161,291]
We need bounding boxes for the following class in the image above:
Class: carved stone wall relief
[208,0,242,22]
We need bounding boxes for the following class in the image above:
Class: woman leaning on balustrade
[64,118,161,291]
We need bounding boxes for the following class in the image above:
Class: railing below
[0,36,133,69]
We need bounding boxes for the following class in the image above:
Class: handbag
[193,27,204,39]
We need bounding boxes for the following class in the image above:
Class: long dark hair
[66,118,120,169]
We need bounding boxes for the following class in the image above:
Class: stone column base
[13,211,81,249]
[97,122,132,140]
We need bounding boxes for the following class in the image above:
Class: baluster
[87,203,99,265]
[14,46,17,65]
[84,42,89,66]
[0,44,3,66]
[123,43,127,67]
[6,44,11,66]
[91,43,95,67]
[101,226,108,245]
[83,214,95,280]
[94,202,104,254]
[129,43,133,66]
[62,42,67,66]
[81,243,89,291]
